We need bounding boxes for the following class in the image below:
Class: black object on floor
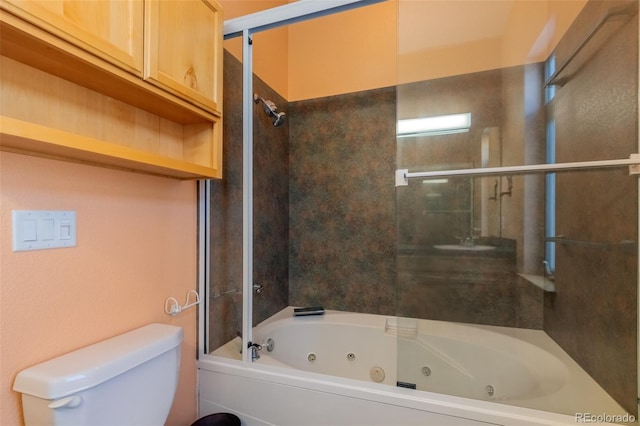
[190,413,241,426]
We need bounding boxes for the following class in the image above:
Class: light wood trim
[0,116,221,179]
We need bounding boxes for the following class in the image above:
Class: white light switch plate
[13,210,76,252]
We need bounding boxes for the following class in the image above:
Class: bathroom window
[545,119,556,275]
[544,55,556,276]
[544,55,556,104]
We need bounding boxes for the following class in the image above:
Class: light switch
[13,211,77,252]
[39,219,55,241]
[23,220,37,241]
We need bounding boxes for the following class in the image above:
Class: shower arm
[254,93,286,127]
[254,95,276,116]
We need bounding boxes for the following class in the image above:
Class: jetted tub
[200,307,632,426]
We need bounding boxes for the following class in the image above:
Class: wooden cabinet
[1,0,144,76]
[0,0,223,179]
[145,0,223,113]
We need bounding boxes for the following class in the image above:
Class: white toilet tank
[13,323,183,426]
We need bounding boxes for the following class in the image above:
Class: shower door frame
[197,0,640,418]
[197,0,387,363]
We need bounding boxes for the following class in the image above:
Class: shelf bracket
[396,169,408,187]
[629,154,640,175]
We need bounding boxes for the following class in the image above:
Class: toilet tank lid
[13,323,183,399]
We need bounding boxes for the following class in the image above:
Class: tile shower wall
[208,51,289,351]
[288,88,397,314]
[544,0,638,415]
[211,61,541,328]
[287,72,537,324]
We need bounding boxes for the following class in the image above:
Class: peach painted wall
[220,0,290,98]
[400,1,586,85]
[0,152,198,426]
[221,0,585,102]
[219,0,395,101]
[287,0,397,101]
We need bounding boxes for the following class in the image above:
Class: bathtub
[199,307,632,425]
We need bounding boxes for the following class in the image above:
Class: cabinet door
[0,0,144,76]
[144,0,223,114]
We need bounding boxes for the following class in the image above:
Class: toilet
[13,323,183,426]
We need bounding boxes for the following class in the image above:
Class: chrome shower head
[254,94,286,127]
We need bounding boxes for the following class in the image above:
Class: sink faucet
[455,236,475,246]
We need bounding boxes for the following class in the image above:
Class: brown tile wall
[288,88,398,314]
[543,0,638,415]
[212,56,544,328]
[397,245,518,325]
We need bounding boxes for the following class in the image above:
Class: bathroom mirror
[397,129,508,248]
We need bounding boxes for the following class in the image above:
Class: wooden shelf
[1,116,219,179]
[0,16,220,125]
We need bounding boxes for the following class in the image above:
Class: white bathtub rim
[251,307,619,413]
[253,319,570,404]
[207,307,629,423]
[197,355,615,426]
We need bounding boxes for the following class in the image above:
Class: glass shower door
[396,0,638,418]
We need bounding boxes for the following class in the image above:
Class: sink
[433,244,497,251]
